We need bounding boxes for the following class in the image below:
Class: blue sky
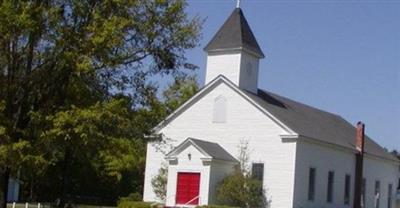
[182,0,400,150]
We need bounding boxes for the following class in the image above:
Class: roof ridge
[258,89,343,119]
[188,138,238,162]
[188,137,218,145]
[238,8,244,48]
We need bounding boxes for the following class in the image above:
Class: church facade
[143,7,400,208]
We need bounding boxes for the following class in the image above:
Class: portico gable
[164,138,238,207]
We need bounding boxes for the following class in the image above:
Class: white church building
[143,7,400,208]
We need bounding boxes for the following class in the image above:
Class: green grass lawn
[7,203,115,208]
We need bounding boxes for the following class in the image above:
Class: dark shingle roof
[204,8,265,58]
[188,138,238,162]
[243,89,398,161]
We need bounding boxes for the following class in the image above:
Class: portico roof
[165,137,238,163]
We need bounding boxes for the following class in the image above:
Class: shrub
[196,205,239,208]
[125,192,143,201]
[118,192,144,207]
[215,140,269,208]
[151,163,168,201]
[216,170,266,208]
[117,200,153,208]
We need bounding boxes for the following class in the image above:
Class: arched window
[213,96,227,123]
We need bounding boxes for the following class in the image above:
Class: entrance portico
[164,138,238,207]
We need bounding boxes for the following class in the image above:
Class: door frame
[175,172,201,206]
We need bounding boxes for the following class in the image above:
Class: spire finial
[236,0,241,8]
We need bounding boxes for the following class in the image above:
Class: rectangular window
[388,184,393,208]
[327,171,335,203]
[362,178,366,208]
[344,174,351,205]
[213,96,227,123]
[397,178,400,190]
[375,180,380,208]
[308,168,316,201]
[251,163,264,183]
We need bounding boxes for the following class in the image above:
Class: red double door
[175,172,201,205]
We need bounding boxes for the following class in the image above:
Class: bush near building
[196,205,239,208]
[117,200,152,208]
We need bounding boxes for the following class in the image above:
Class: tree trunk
[59,148,71,208]
[1,168,10,208]
[29,177,34,202]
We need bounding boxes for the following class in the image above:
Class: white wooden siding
[205,51,260,93]
[293,139,399,208]
[205,53,241,85]
[165,145,211,206]
[143,82,297,208]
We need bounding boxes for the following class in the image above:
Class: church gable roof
[243,89,398,162]
[204,8,265,58]
[154,75,398,163]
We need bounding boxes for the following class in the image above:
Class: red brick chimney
[353,122,365,208]
[355,122,365,153]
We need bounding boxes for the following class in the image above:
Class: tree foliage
[162,75,199,114]
[216,141,268,208]
[37,99,145,180]
[216,171,266,208]
[0,0,201,206]
[151,163,168,201]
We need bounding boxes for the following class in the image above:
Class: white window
[362,178,366,207]
[308,167,316,201]
[344,174,351,205]
[246,62,253,76]
[388,184,393,208]
[251,163,264,183]
[397,178,400,191]
[213,96,227,123]
[327,171,335,203]
[375,180,381,208]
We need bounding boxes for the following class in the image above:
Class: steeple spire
[236,0,241,8]
[204,8,265,58]
[204,7,265,93]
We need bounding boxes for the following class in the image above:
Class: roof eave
[297,135,400,164]
[204,46,265,59]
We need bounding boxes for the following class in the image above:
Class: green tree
[215,141,268,208]
[216,171,266,208]
[32,98,145,202]
[162,75,199,114]
[0,0,201,207]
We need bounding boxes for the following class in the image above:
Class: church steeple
[204,8,264,58]
[204,8,265,93]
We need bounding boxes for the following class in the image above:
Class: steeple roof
[204,8,265,58]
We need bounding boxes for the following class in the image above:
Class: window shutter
[213,96,227,123]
